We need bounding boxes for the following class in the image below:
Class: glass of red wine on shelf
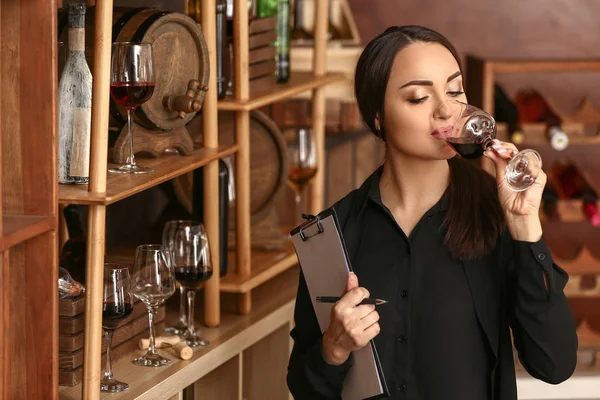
[171,223,213,347]
[109,42,155,174]
[287,128,318,225]
[432,100,542,192]
[131,245,176,366]
[101,263,133,392]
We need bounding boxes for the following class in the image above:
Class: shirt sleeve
[287,270,352,399]
[505,233,578,384]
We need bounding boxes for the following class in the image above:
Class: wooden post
[82,0,112,398]
[309,0,328,215]
[234,0,252,314]
[201,0,221,327]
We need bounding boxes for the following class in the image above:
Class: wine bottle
[552,162,600,227]
[58,2,92,184]
[61,205,87,284]
[276,0,291,82]
[515,88,569,151]
[541,183,559,220]
[291,0,311,40]
[216,0,229,99]
[493,84,523,144]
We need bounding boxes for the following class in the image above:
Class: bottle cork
[172,342,193,360]
[138,335,181,350]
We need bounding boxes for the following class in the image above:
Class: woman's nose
[434,100,455,120]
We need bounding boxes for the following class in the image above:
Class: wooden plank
[242,324,290,400]
[58,267,300,400]
[0,215,54,250]
[218,72,345,111]
[58,145,238,205]
[492,60,600,74]
[59,299,147,335]
[192,354,240,400]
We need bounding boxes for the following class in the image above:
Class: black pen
[316,296,388,305]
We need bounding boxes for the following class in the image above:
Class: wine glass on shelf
[432,99,542,192]
[131,245,176,367]
[161,220,205,335]
[109,42,156,174]
[171,223,213,347]
[287,128,318,226]
[101,263,133,392]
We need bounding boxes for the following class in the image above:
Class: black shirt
[287,166,578,400]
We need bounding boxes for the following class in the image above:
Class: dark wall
[347,0,600,116]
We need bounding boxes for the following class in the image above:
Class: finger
[358,309,380,330]
[339,286,370,309]
[345,272,358,294]
[489,140,516,159]
[354,304,376,319]
[362,321,381,341]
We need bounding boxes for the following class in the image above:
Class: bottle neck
[68,28,85,54]
[63,206,85,239]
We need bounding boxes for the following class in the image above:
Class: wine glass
[131,245,176,367]
[432,100,542,192]
[161,220,205,335]
[171,223,212,347]
[287,128,318,225]
[101,263,133,392]
[109,42,155,174]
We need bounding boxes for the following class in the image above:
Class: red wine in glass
[102,301,134,329]
[174,267,214,290]
[110,82,155,109]
[446,137,485,160]
[288,166,318,194]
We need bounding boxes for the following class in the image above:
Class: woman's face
[378,42,467,160]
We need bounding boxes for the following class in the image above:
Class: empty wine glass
[131,245,176,367]
[109,42,155,174]
[161,220,205,335]
[101,263,132,392]
[431,99,542,191]
[287,128,318,225]
[171,223,212,347]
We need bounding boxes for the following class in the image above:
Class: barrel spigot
[163,79,208,119]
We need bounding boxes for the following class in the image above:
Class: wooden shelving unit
[0,0,59,398]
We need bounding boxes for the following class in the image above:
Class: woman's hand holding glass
[321,273,380,365]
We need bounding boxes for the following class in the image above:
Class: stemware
[171,223,213,347]
[432,100,542,191]
[287,127,318,225]
[109,42,155,174]
[131,245,176,367]
[101,263,133,392]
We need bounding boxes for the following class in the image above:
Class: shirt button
[400,290,408,298]
[398,335,407,343]
[537,253,546,261]
[397,383,407,392]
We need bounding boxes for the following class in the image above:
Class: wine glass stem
[103,329,115,380]
[187,289,197,337]
[179,286,187,325]
[295,192,302,226]
[147,306,158,356]
[127,108,137,166]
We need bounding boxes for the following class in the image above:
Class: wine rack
[466,55,600,365]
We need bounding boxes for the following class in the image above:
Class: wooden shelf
[58,267,300,400]
[220,244,298,293]
[0,215,54,251]
[217,72,345,111]
[58,145,238,206]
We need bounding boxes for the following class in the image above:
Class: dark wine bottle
[216,0,229,99]
[493,84,523,144]
[61,205,87,284]
[552,162,600,227]
[542,183,559,220]
[276,0,291,82]
[291,0,311,40]
[193,159,231,276]
[515,88,569,151]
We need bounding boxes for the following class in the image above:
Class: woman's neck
[379,153,450,215]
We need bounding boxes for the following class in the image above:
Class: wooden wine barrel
[58,7,209,131]
[172,110,288,223]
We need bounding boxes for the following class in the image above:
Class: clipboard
[290,207,389,400]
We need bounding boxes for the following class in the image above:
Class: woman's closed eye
[407,90,464,105]
[447,90,465,97]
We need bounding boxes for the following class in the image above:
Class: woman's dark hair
[354,25,504,261]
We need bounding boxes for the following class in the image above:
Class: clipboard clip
[299,213,324,242]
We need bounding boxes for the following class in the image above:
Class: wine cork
[172,342,193,360]
[138,335,181,350]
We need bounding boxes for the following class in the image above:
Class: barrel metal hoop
[131,11,171,43]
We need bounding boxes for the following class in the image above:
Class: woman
[287,25,578,400]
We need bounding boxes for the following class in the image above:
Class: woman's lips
[431,125,454,139]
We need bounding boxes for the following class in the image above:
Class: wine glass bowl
[433,100,542,192]
[286,128,318,225]
[101,263,133,392]
[109,42,155,175]
[131,245,176,367]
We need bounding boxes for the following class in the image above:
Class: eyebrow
[399,71,462,89]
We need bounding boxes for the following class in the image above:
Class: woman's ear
[374,113,381,131]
